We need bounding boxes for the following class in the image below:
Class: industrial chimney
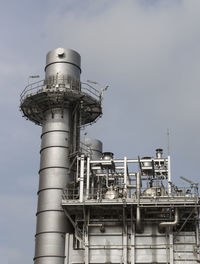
[20,48,102,264]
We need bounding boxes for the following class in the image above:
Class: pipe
[124,157,127,190]
[168,155,172,195]
[136,172,142,233]
[86,156,90,199]
[79,155,84,202]
[126,184,136,188]
[136,206,142,233]
[159,208,179,227]
[88,223,103,227]
[136,172,141,200]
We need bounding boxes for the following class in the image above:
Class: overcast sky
[1,0,200,263]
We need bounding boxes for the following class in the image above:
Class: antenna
[167,128,170,155]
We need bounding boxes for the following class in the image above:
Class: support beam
[131,207,135,264]
[123,207,128,264]
[84,207,89,264]
[169,232,174,264]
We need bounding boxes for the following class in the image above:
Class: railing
[81,82,101,101]
[20,77,101,104]
[62,186,199,201]
[20,79,44,104]
[63,188,106,200]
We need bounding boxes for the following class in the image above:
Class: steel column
[34,108,72,264]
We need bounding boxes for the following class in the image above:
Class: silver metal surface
[156,148,163,158]
[20,48,102,264]
[84,138,103,160]
[45,48,81,82]
[102,152,114,160]
[35,108,72,264]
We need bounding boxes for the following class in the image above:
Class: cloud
[1,1,200,263]
[40,0,200,166]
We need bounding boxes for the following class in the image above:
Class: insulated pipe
[136,206,141,233]
[34,48,81,264]
[159,208,179,227]
[136,172,141,200]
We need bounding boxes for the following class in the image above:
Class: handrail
[20,79,45,103]
[20,78,101,104]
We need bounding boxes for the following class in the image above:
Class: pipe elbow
[159,208,179,227]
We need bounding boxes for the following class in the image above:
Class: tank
[84,138,103,160]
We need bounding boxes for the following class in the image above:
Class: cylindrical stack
[20,47,102,264]
[34,48,81,264]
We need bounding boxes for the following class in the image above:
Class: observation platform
[62,192,199,213]
[20,77,102,125]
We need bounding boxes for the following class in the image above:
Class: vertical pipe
[196,214,199,246]
[64,233,70,264]
[79,155,85,202]
[168,155,172,195]
[86,156,90,199]
[136,172,142,233]
[124,157,127,191]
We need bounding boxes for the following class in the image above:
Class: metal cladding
[20,48,102,264]
[35,108,71,264]
[45,48,81,82]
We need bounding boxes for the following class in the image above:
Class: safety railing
[20,77,101,104]
[63,188,106,200]
[20,79,44,104]
[63,185,199,202]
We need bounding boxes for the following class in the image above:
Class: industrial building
[20,47,200,264]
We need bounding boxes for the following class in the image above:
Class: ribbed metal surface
[35,108,72,264]
[34,48,81,264]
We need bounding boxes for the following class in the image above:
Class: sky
[1,0,200,263]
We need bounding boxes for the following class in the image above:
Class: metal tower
[20,48,102,264]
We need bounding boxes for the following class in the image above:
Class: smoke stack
[20,48,102,264]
